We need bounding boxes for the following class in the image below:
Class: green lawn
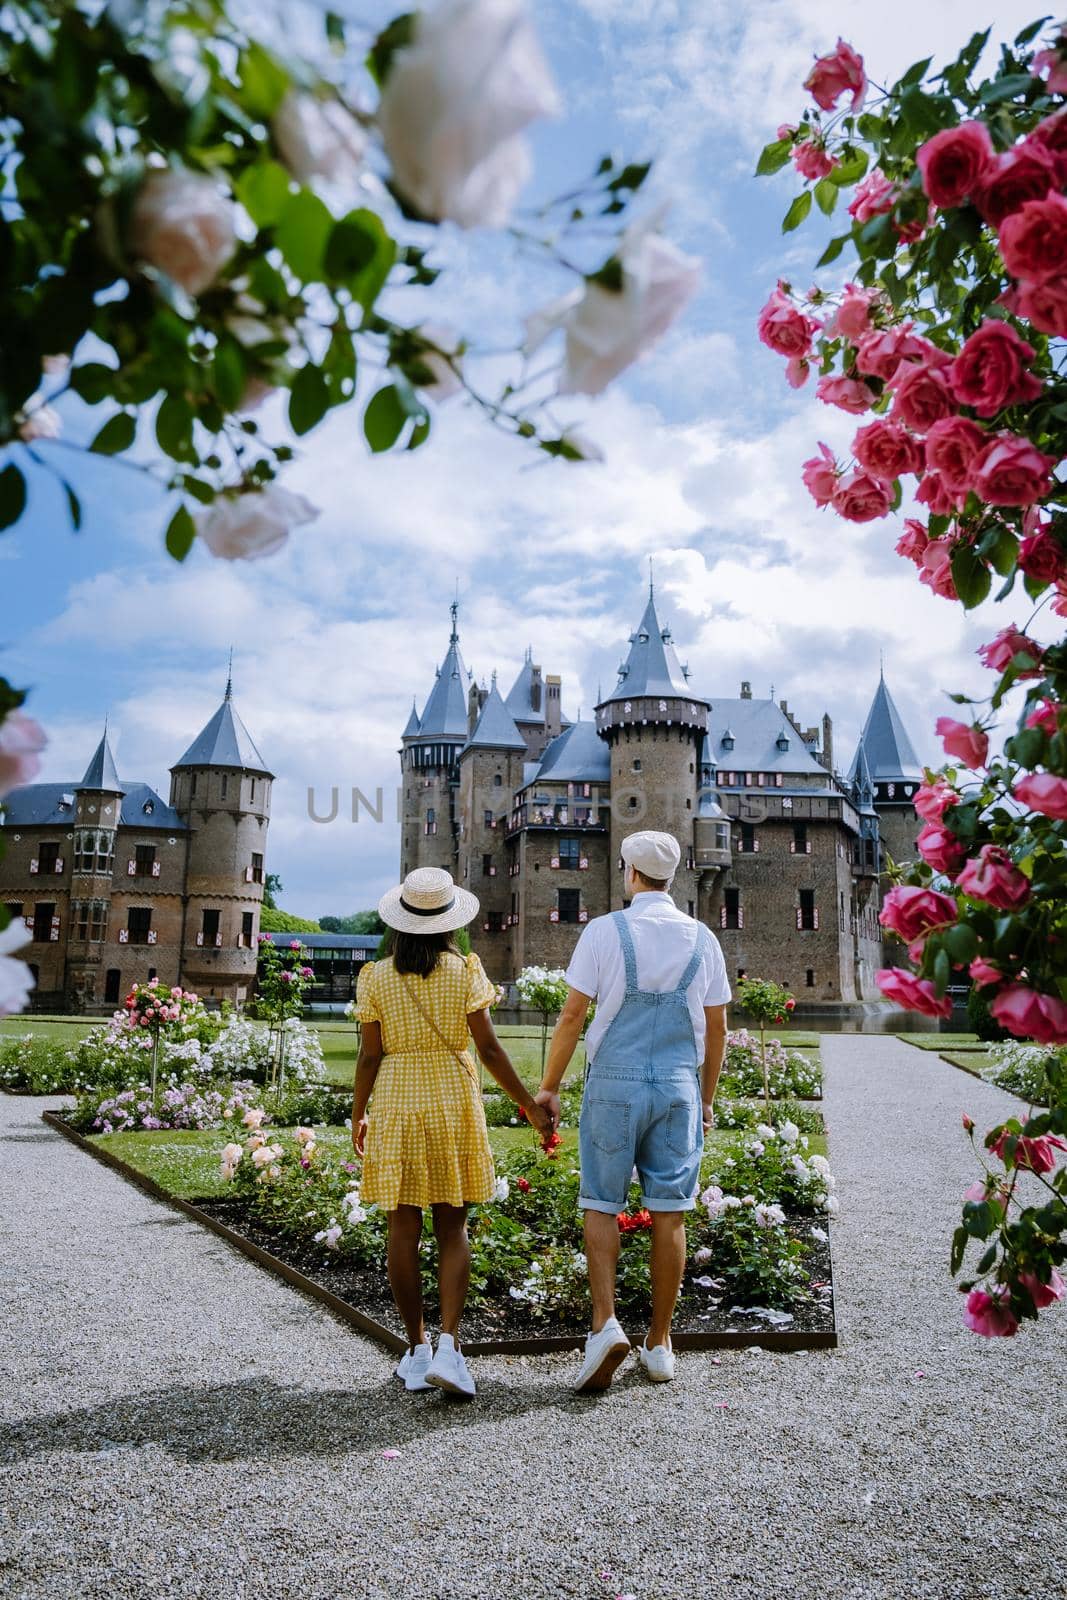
[0,1017,95,1044]
[940,1050,991,1076]
[896,1032,985,1051]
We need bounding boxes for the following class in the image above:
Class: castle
[400,590,927,1004]
[0,676,270,1011]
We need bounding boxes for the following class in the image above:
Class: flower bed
[978,1042,1064,1107]
[719,1030,823,1100]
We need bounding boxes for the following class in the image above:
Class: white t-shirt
[565,892,732,1059]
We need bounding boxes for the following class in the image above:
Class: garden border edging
[41,1109,838,1356]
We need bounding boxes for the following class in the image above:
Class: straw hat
[378,866,480,935]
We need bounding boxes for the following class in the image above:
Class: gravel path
[1,1037,1065,1600]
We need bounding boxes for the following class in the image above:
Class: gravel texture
[1,1036,1065,1600]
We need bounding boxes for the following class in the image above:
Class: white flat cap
[621,829,681,879]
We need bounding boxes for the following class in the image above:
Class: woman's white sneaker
[402,1341,435,1392]
[426,1334,476,1398]
[573,1317,631,1392]
[638,1337,675,1382]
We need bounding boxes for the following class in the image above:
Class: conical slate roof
[172,694,272,775]
[466,684,527,751]
[505,649,543,723]
[599,592,702,705]
[849,674,922,784]
[416,608,472,739]
[401,699,421,738]
[78,729,123,794]
[534,719,610,782]
[850,736,879,817]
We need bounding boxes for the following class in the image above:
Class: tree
[319,911,386,935]
[757,19,1067,1332]
[263,872,284,911]
[259,907,322,933]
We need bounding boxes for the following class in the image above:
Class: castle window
[32,903,56,942]
[484,808,494,828]
[632,758,642,771]
[721,888,742,929]
[201,909,221,944]
[482,853,493,875]
[806,968,815,987]
[493,774,502,787]
[775,773,784,787]
[716,823,730,852]
[104,969,121,1005]
[628,796,638,809]
[557,888,581,924]
[250,778,256,802]
[191,773,197,796]
[425,808,437,836]
[134,843,157,876]
[75,900,108,942]
[558,837,580,868]
[250,852,264,884]
[739,822,758,854]
[797,889,818,931]
[127,906,152,945]
[486,910,505,932]
[38,842,60,874]
[241,911,254,947]
[791,824,809,855]
[221,775,229,800]
[5,902,22,922]
[687,900,695,916]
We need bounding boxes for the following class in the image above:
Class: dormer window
[142,799,154,815]
[776,733,790,751]
[721,730,735,750]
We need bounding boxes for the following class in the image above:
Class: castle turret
[400,601,472,875]
[595,585,709,912]
[848,671,923,872]
[66,727,126,1003]
[169,670,272,1002]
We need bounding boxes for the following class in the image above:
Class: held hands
[525,1097,555,1143]
[532,1089,562,1155]
[352,1116,369,1157]
[534,1088,560,1132]
[702,1102,715,1137]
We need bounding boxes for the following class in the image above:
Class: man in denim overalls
[537,830,730,1390]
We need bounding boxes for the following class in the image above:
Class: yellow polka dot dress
[355,950,497,1209]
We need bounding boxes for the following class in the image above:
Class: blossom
[17,402,61,443]
[801,441,839,506]
[1032,35,1067,94]
[989,985,1067,1046]
[1019,1269,1066,1310]
[999,193,1067,284]
[831,471,892,523]
[785,357,809,389]
[851,419,924,484]
[551,218,700,396]
[243,1107,267,1129]
[855,324,930,382]
[1025,697,1063,734]
[0,919,35,1018]
[1006,275,1067,337]
[793,138,837,181]
[516,1176,530,1193]
[1018,528,1066,585]
[921,416,987,493]
[314,1222,343,1250]
[778,1120,800,1145]
[916,121,996,207]
[879,885,957,942]
[816,375,877,414]
[916,820,968,876]
[977,627,1044,676]
[757,286,818,358]
[989,1121,1067,1173]
[956,845,1031,912]
[492,1177,510,1202]
[876,967,953,1019]
[896,518,929,565]
[693,1246,713,1264]
[976,144,1058,228]
[935,717,989,769]
[294,1126,316,1145]
[753,1203,786,1229]
[128,170,237,295]
[803,39,866,112]
[0,710,47,797]
[826,284,877,339]
[973,429,1056,506]
[273,92,366,189]
[963,1286,1019,1338]
[917,538,959,602]
[377,0,558,228]
[409,324,464,401]
[890,361,956,432]
[196,484,320,561]
[948,322,1042,417]
[848,168,895,223]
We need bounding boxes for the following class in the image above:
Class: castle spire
[225,647,234,701]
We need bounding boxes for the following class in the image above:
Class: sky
[1,0,1049,920]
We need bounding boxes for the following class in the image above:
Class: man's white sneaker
[638,1338,675,1383]
[394,1340,431,1382]
[573,1317,631,1392]
[425,1334,476,1398]
[402,1342,435,1392]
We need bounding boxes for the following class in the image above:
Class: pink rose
[963,1179,1007,1210]
[963,1287,1019,1338]
[801,441,838,506]
[831,471,892,522]
[890,361,956,431]
[855,324,931,381]
[976,144,1058,228]
[990,1121,1067,1171]
[757,288,818,359]
[128,170,237,296]
[978,626,1044,675]
[1032,40,1067,96]
[935,717,989,769]
[804,39,866,112]
[968,957,1005,988]
[1053,580,1067,617]
[1014,771,1067,820]
[1007,276,1067,337]
[876,967,953,1019]
[894,201,936,246]
[955,844,1031,911]
[972,433,1056,508]
[1018,529,1066,585]
[999,193,1067,284]
[879,885,958,942]
[896,517,929,564]
[848,168,895,224]
[816,375,878,414]
[827,285,876,339]
[793,139,837,181]
[852,419,924,483]
[785,357,810,389]
[916,473,965,519]
[1024,110,1067,183]
[948,321,1042,418]
[921,416,988,492]
[913,777,960,821]
[1018,1269,1066,1310]
[0,710,48,798]
[990,985,1067,1046]
[916,820,968,875]
[918,537,960,601]
[1025,697,1062,734]
[916,121,996,206]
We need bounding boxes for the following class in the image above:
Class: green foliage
[967,983,1011,1042]
[257,906,321,933]
[319,911,386,935]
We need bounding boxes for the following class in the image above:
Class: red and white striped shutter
[719,905,727,928]
[55,857,64,873]
[796,906,802,930]
[813,907,819,930]
[737,905,744,929]
[152,861,160,877]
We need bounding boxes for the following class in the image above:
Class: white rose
[778,1120,801,1145]
[378,0,559,228]
[17,402,61,443]
[0,920,35,1018]
[273,92,366,189]
[493,1177,510,1202]
[128,170,237,295]
[548,218,700,397]
[196,484,319,562]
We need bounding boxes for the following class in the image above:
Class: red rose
[896,517,929,564]
[804,38,866,112]
[831,470,893,522]
[922,416,988,492]
[972,432,1056,507]
[1024,112,1067,183]
[935,716,989,769]
[977,626,1044,675]
[851,419,924,483]
[876,968,953,1019]
[890,360,956,431]
[855,324,933,381]
[516,1176,531,1193]
[917,537,960,601]
[1018,528,1067,584]
[793,138,836,181]
[879,885,958,942]
[999,193,1067,285]
[955,844,1031,912]
[976,144,1058,227]
[916,821,968,876]
[948,321,1042,417]
[916,121,996,206]
[1007,276,1067,338]
[916,473,964,518]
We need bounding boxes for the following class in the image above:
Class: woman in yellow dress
[352,867,552,1398]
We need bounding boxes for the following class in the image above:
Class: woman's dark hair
[379,926,461,978]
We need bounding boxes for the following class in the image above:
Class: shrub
[719,1030,822,1100]
[979,1043,1062,1107]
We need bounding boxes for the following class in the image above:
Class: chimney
[529,664,543,714]
[740,680,752,699]
[545,674,562,739]
[467,681,485,735]
[821,711,834,773]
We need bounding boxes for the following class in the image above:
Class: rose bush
[757,16,1067,1330]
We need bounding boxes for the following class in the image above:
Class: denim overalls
[578,910,710,1214]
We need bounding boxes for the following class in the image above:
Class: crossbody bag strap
[399,964,478,1083]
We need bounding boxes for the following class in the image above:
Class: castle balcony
[694,816,731,872]
[718,790,860,834]
[505,802,608,838]
[595,695,708,739]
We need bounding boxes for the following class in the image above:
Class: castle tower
[457,678,529,975]
[169,671,272,1002]
[848,671,924,873]
[595,585,709,912]
[399,601,473,876]
[504,646,569,761]
[67,728,126,1004]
